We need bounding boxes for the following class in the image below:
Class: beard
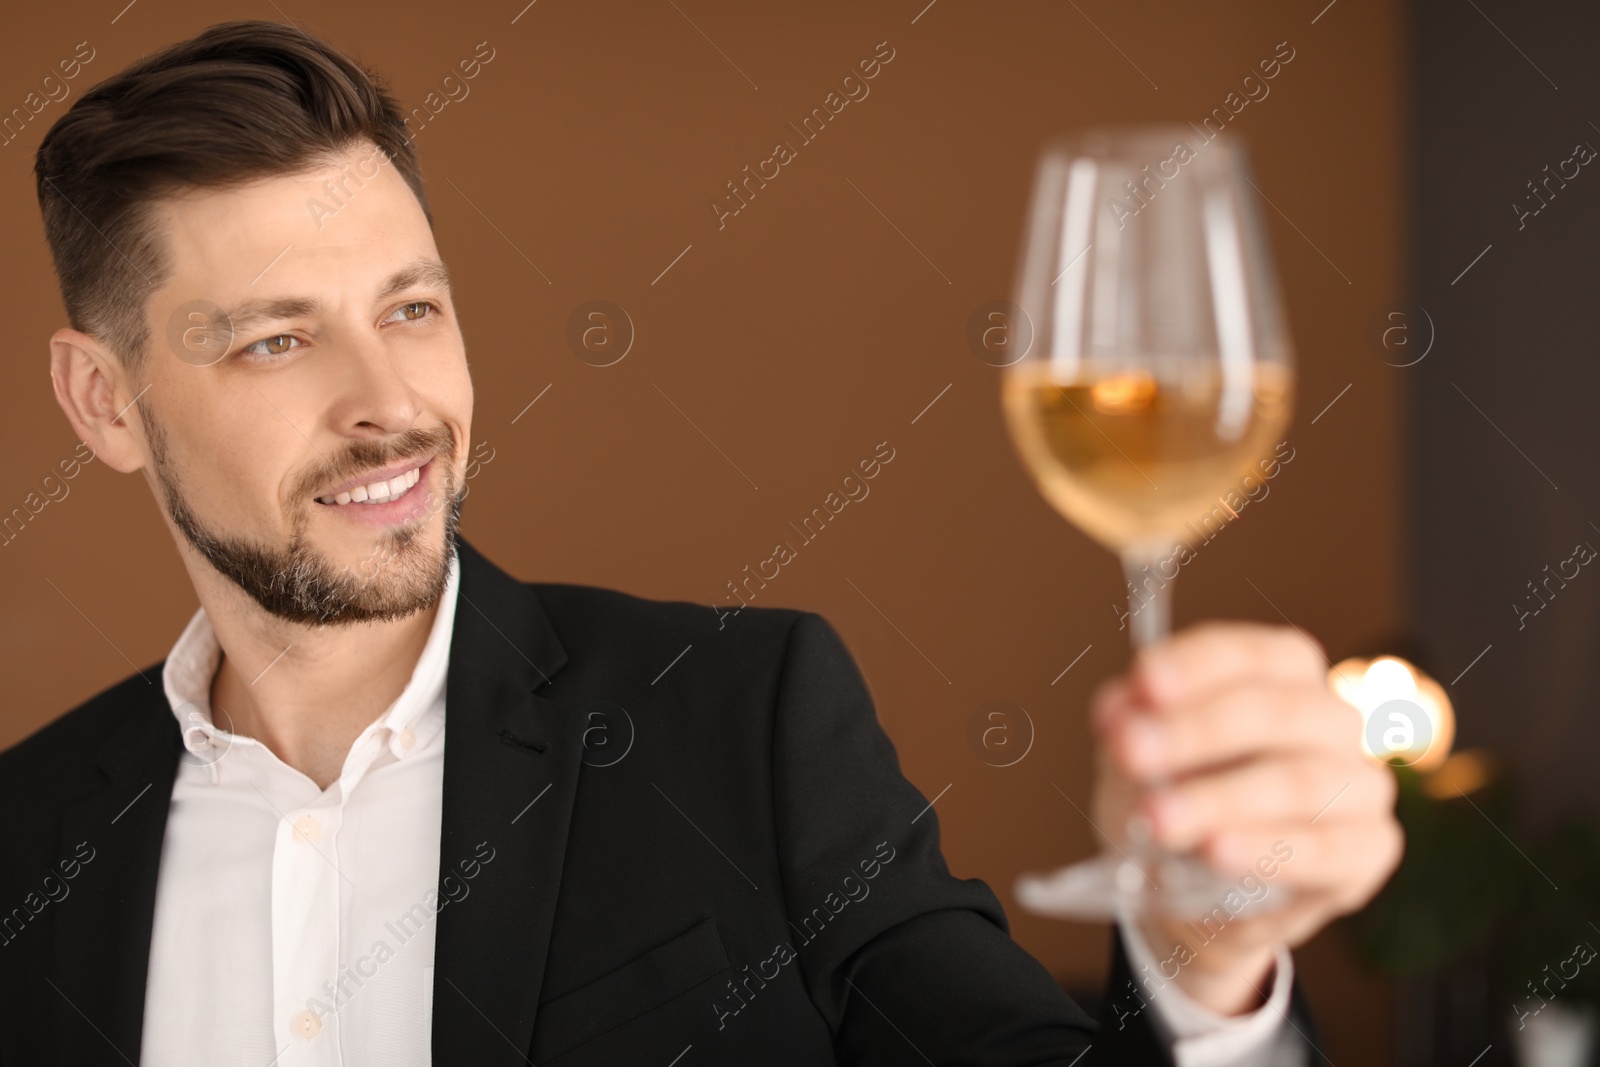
[142,404,463,626]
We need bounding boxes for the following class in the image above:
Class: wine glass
[1002,126,1295,920]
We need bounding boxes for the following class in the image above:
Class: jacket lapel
[51,678,181,1066]
[44,535,578,1066]
[431,536,586,1065]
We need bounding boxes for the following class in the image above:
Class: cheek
[427,348,475,453]
[441,361,475,424]
[397,328,472,405]
[171,394,315,519]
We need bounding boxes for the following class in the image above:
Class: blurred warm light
[1090,371,1156,415]
[1329,655,1455,772]
[1421,748,1495,799]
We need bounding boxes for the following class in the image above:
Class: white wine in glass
[1006,127,1295,919]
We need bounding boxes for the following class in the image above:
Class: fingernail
[1123,717,1165,773]
[1092,686,1123,733]
[1147,789,1186,836]
[1209,833,1247,869]
[1137,653,1180,702]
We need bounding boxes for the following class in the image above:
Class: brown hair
[34,19,430,379]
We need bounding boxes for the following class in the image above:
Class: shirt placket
[270,734,388,1067]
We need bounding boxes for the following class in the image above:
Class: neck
[193,560,441,791]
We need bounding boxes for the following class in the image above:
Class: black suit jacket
[0,537,1319,1065]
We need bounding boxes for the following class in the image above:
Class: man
[0,20,1401,1066]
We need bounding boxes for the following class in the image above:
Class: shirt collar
[162,547,460,771]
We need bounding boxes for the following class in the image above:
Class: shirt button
[397,727,416,750]
[292,1010,322,1038]
[293,814,322,844]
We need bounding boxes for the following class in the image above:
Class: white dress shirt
[139,544,1289,1064]
[142,550,459,1067]
[1120,910,1299,1067]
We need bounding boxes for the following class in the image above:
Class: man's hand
[1091,621,1403,1016]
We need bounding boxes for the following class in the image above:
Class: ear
[49,328,150,475]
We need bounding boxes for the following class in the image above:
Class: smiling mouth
[314,462,424,506]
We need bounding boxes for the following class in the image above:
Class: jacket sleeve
[767,611,1326,1066]
[767,610,1211,1065]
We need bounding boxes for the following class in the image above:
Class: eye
[387,301,437,323]
[241,334,302,359]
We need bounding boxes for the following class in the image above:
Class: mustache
[294,425,456,499]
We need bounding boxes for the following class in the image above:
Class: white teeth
[317,463,423,507]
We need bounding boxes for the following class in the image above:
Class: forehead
[150,141,435,300]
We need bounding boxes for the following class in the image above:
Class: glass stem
[1121,546,1174,866]
[1121,546,1173,651]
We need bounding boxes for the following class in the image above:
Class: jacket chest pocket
[531,918,729,1063]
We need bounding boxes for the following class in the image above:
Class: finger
[1198,818,1404,912]
[1090,675,1136,734]
[1132,621,1327,709]
[1143,756,1397,852]
[1105,681,1363,780]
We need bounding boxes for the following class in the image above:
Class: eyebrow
[220,258,453,338]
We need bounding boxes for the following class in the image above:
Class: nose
[324,332,423,439]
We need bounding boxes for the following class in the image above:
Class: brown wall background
[0,1,1406,1060]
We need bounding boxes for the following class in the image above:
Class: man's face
[135,140,473,625]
